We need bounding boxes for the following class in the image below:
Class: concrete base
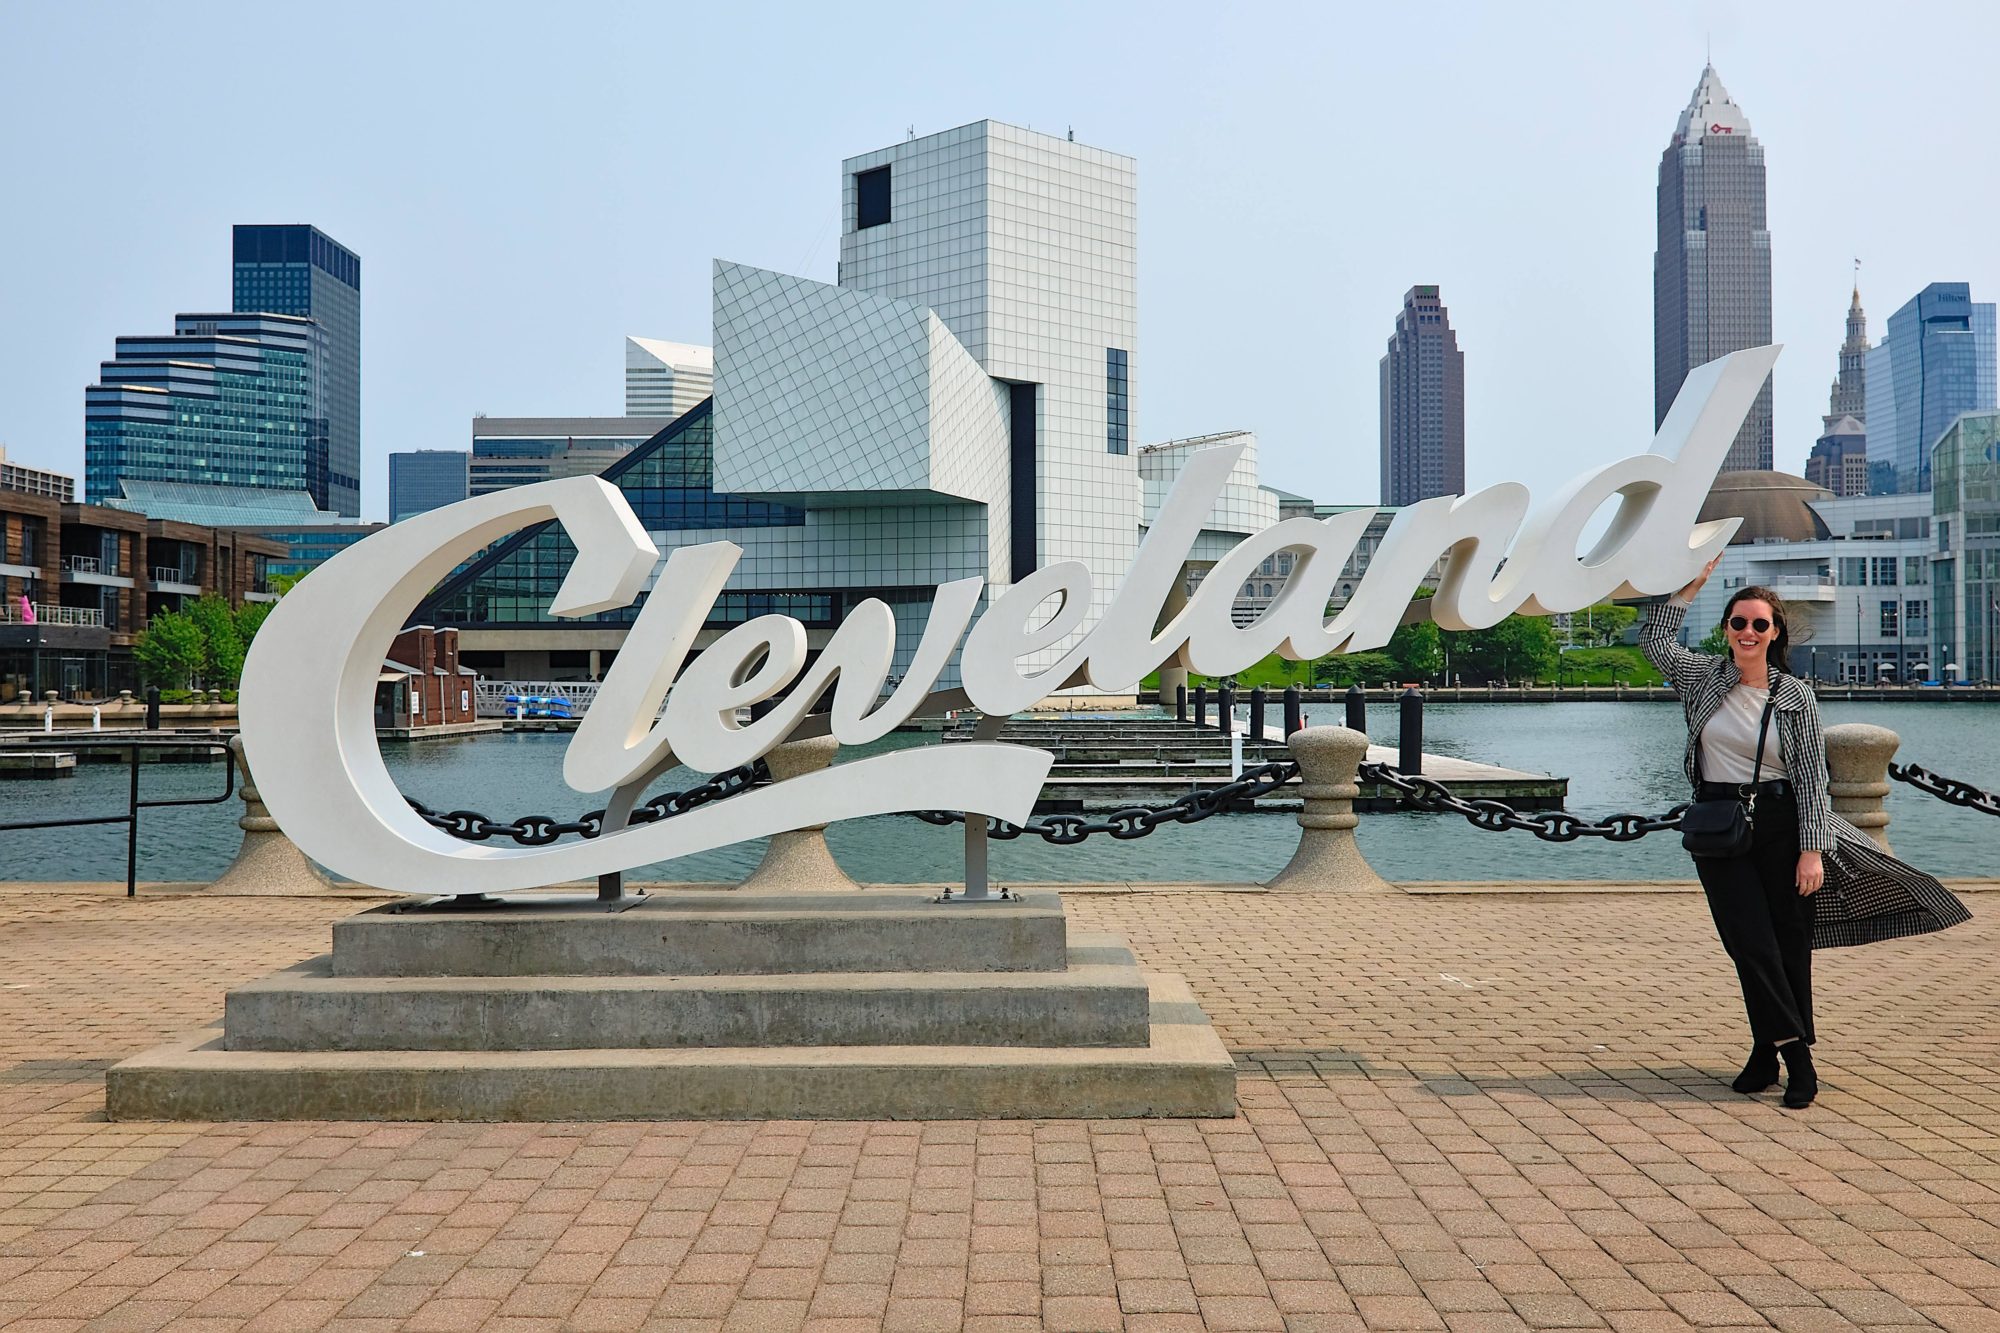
[226,938,1151,1052]
[108,972,1234,1121]
[332,890,1070,977]
[106,888,1237,1122]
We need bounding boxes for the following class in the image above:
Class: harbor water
[3,702,1998,885]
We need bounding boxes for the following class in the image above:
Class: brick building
[0,493,284,700]
[376,625,478,733]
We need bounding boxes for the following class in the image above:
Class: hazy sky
[3,2,1996,521]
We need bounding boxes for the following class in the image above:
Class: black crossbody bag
[1680,693,1778,859]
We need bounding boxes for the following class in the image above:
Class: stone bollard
[208,738,342,894]
[1825,723,1899,853]
[736,735,861,891]
[1265,726,1390,893]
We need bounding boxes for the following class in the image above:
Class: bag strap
[1746,692,1778,790]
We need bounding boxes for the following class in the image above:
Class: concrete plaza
[1,882,1996,1332]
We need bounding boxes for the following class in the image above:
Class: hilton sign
[239,347,1776,895]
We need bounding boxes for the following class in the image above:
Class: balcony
[59,553,134,589]
[0,601,105,627]
[151,566,202,594]
[1757,574,1836,602]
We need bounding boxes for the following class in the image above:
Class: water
[4,702,1998,885]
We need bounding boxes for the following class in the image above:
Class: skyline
[4,3,1998,521]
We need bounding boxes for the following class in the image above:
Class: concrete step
[109,972,1235,1122]
[333,889,1069,978]
[228,937,1152,1053]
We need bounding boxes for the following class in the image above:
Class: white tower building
[624,338,714,419]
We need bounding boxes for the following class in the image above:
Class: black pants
[1692,789,1816,1047]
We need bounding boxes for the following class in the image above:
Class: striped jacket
[1641,599,1970,949]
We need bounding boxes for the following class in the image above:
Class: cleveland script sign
[239,347,1776,894]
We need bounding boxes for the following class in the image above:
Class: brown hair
[1722,586,1792,675]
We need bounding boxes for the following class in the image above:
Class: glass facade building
[1866,283,1996,495]
[423,402,809,631]
[1655,66,1774,473]
[389,450,469,522]
[469,418,676,496]
[1930,410,2000,681]
[233,225,362,515]
[85,314,319,506]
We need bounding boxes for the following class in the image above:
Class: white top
[1700,683,1787,783]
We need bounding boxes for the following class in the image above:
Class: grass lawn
[1140,644,1665,691]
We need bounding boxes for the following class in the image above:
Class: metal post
[126,745,140,898]
[957,712,1010,901]
[1230,728,1243,779]
[1175,683,1187,723]
[145,685,160,731]
[1345,684,1366,734]
[1248,687,1266,740]
[1282,685,1302,738]
[1399,686,1424,775]
[1193,686,1208,728]
[1217,687,1234,736]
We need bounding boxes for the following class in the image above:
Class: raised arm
[1639,555,1721,696]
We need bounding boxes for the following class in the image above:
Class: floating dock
[944,715,1565,812]
[0,750,75,780]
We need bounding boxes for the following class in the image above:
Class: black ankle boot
[1780,1043,1817,1109]
[1731,1044,1778,1094]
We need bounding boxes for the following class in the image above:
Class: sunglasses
[1728,616,1773,633]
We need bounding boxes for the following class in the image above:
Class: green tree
[1696,622,1729,656]
[133,611,205,690]
[1313,651,1399,688]
[1576,601,1637,647]
[234,599,274,648]
[1385,619,1444,681]
[186,596,247,688]
[1456,614,1559,683]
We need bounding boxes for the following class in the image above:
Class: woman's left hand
[1796,851,1824,896]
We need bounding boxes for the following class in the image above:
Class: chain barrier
[910,760,1302,844]
[405,760,770,846]
[400,752,1702,851]
[1356,762,1689,843]
[1888,762,2000,819]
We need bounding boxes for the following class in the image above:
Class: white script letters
[240,346,1774,894]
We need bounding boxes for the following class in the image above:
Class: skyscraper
[1378,286,1464,506]
[1805,287,1870,497]
[625,338,714,419]
[1826,285,1868,428]
[1865,282,1997,493]
[232,225,361,515]
[1655,66,1773,472]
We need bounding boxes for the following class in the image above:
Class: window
[1872,556,1898,586]
[1838,557,1867,586]
[1906,598,1929,631]
[1905,556,1928,585]
[1105,349,1129,455]
[855,167,891,229]
[1880,600,1899,637]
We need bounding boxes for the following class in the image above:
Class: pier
[946,713,1567,811]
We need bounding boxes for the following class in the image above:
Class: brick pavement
[0,886,1996,1332]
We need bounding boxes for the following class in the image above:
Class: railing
[0,602,105,627]
[152,566,198,585]
[0,737,236,896]
[61,554,105,575]
[1762,575,1836,590]
[475,680,603,718]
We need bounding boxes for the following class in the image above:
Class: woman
[1642,557,1970,1109]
